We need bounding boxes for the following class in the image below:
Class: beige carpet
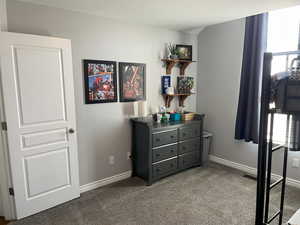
[10,163,300,225]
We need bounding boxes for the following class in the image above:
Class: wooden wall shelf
[161,59,196,75]
[163,93,194,107]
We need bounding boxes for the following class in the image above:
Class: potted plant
[167,43,178,59]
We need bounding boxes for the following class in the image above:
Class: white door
[0,32,80,219]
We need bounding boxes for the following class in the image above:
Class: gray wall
[0,0,7,31]
[197,18,300,181]
[7,0,198,186]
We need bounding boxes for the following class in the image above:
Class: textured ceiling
[17,0,300,32]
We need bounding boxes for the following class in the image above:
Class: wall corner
[0,0,8,32]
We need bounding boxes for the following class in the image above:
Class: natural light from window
[267,5,300,144]
[268,6,300,53]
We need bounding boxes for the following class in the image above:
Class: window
[268,6,300,53]
[267,5,300,143]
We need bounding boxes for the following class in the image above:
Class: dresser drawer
[152,144,177,163]
[178,151,199,170]
[152,158,178,178]
[152,130,178,147]
[179,125,200,141]
[179,138,200,154]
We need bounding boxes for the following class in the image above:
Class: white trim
[80,171,132,193]
[209,155,300,189]
[0,129,15,220]
[0,0,13,220]
[209,155,257,175]
[0,65,16,219]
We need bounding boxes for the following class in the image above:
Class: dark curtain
[235,13,268,144]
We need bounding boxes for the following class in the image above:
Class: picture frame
[119,62,146,102]
[177,76,194,94]
[83,59,118,104]
[176,45,193,61]
[161,75,171,94]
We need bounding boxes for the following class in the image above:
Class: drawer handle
[156,138,160,142]
[170,149,174,153]
[170,135,175,138]
[156,153,160,157]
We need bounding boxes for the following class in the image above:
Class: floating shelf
[162,93,194,107]
[161,59,196,75]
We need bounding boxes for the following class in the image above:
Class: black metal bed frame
[255,50,300,225]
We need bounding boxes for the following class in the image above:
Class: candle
[138,101,148,117]
[133,102,139,117]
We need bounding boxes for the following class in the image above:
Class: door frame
[0,75,16,220]
[0,0,15,220]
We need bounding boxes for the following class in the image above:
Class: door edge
[0,64,16,220]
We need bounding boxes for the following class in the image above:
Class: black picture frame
[119,62,146,102]
[83,59,118,104]
[176,45,193,61]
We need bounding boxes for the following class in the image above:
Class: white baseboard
[80,170,132,193]
[209,155,257,175]
[209,155,300,189]
[79,156,300,193]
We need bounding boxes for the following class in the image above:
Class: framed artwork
[176,45,193,61]
[83,60,118,104]
[119,62,146,102]
[161,75,171,94]
[177,76,194,94]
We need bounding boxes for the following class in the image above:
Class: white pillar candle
[133,101,139,117]
[138,101,148,117]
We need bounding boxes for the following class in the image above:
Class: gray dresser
[131,114,204,185]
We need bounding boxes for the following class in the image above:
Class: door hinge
[9,187,14,196]
[1,122,7,131]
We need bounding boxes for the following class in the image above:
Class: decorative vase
[170,54,178,59]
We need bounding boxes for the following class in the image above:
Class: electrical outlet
[292,158,300,168]
[109,155,115,165]
[127,152,131,160]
